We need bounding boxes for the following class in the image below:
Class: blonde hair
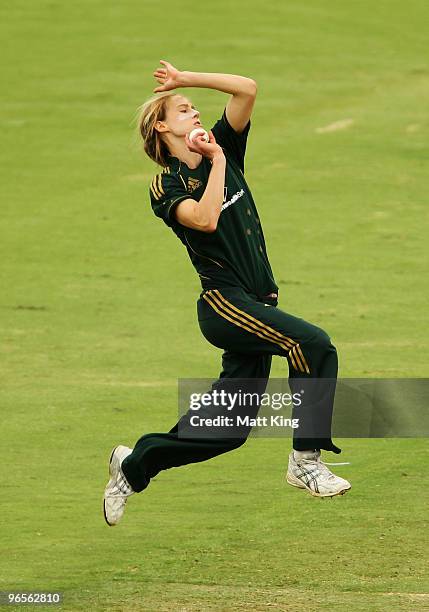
[136,91,177,167]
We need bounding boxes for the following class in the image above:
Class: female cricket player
[103,60,351,526]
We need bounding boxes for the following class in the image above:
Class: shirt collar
[167,155,181,172]
[167,154,206,173]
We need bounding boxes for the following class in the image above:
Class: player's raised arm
[153,60,257,133]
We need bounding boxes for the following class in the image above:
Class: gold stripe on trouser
[209,290,298,347]
[203,293,291,354]
[206,291,291,352]
[212,290,295,346]
[212,290,310,375]
[288,347,301,372]
[290,345,305,374]
[204,290,310,373]
[295,343,310,374]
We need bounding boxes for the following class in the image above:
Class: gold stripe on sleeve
[150,176,162,199]
[156,174,165,196]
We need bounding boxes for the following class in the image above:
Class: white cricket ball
[189,128,209,144]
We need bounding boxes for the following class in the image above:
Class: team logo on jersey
[187,177,203,193]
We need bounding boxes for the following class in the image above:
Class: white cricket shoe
[103,445,134,526]
[286,450,351,498]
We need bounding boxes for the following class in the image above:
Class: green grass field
[1,1,428,610]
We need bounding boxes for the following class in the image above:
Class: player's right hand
[185,130,225,162]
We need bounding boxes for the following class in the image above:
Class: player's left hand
[153,60,182,93]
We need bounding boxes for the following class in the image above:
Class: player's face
[164,95,202,136]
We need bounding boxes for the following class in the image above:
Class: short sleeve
[211,108,251,173]
[150,172,191,227]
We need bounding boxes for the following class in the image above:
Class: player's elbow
[247,78,257,97]
[195,205,219,233]
[201,219,218,233]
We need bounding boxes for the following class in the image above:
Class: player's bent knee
[311,328,336,353]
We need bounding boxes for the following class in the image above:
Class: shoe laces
[107,471,134,498]
[106,491,133,499]
[317,458,338,481]
[299,454,337,481]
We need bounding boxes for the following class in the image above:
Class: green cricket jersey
[149,109,278,299]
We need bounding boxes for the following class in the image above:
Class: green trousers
[122,286,340,493]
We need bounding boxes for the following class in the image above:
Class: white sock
[293,449,319,461]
